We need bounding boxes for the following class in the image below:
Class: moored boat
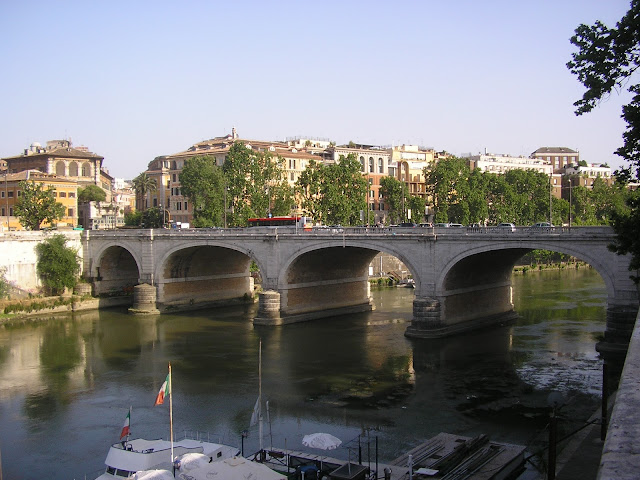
[95,436,239,479]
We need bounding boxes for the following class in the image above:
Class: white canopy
[177,456,286,480]
[302,433,342,450]
[176,452,211,471]
[133,470,175,480]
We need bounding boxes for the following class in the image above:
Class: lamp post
[4,172,8,231]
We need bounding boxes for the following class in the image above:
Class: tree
[609,191,640,283]
[124,210,142,226]
[567,2,640,179]
[379,176,406,224]
[77,185,107,203]
[295,159,325,223]
[406,195,426,223]
[424,158,471,224]
[132,172,157,211]
[14,181,66,230]
[0,267,10,299]
[223,142,291,226]
[321,154,368,225]
[35,234,80,295]
[295,154,367,225]
[568,2,640,280]
[179,155,225,227]
[141,207,164,228]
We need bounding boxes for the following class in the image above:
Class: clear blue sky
[0,1,633,179]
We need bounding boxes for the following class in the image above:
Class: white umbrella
[176,452,211,472]
[302,433,342,450]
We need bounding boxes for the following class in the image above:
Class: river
[0,268,607,479]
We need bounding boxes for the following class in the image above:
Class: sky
[0,1,634,180]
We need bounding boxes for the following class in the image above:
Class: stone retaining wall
[598,305,640,479]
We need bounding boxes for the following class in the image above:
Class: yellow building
[1,170,79,231]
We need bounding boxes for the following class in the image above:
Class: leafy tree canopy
[35,234,80,295]
[295,154,367,225]
[15,181,66,230]
[223,142,293,226]
[180,155,225,227]
[77,185,107,203]
[567,1,640,281]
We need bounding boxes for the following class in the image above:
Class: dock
[254,432,525,480]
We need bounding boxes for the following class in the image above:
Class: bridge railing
[83,225,614,238]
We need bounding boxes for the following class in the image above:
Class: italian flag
[155,373,171,405]
[120,408,131,439]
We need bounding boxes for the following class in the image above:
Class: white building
[467,153,553,175]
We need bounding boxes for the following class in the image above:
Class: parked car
[397,222,418,227]
[531,222,554,228]
[419,223,432,227]
[433,223,449,228]
[449,223,464,228]
[497,223,516,232]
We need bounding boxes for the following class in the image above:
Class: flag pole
[127,406,132,443]
[169,362,174,468]
[258,340,263,452]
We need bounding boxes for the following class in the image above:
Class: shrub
[35,234,80,295]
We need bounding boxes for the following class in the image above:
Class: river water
[0,268,607,480]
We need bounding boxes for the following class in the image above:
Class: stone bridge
[81,226,638,344]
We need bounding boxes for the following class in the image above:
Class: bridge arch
[273,239,421,321]
[438,241,616,300]
[90,243,142,296]
[153,241,263,309]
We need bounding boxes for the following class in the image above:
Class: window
[359,156,365,173]
[8,191,13,198]
[173,174,177,182]
[69,162,79,176]
[184,201,188,210]
[153,198,158,207]
[177,202,182,211]
[17,190,21,197]
[378,158,383,173]
[9,207,13,216]
[56,161,66,176]
[369,157,374,173]
[68,208,74,217]
[1,208,3,216]
[59,192,67,198]
[69,192,75,198]
[82,163,91,176]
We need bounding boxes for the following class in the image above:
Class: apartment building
[1,170,79,230]
[2,140,112,199]
[145,129,323,224]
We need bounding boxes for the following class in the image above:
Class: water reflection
[0,269,608,480]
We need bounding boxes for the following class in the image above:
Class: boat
[95,435,240,479]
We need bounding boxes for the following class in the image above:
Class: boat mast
[169,362,174,467]
[258,340,263,452]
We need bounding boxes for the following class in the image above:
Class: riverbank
[0,294,131,325]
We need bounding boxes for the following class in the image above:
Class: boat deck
[256,432,525,480]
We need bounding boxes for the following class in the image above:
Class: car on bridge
[497,223,516,232]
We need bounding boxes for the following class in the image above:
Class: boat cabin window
[217,452,222,458]
[106,466,132,477]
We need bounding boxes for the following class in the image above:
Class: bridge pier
[254,290,283,325]
[128,283,160,315]
[597,304,640,358]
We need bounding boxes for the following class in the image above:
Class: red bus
[247,216,312,228]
